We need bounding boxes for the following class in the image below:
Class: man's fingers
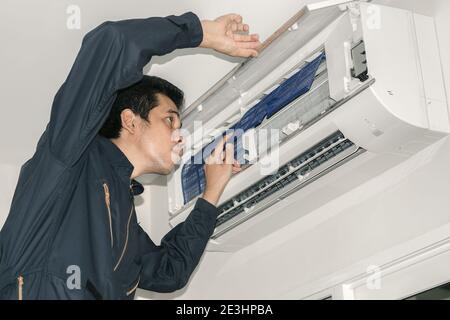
[233,46,259,58]
[212,134,230,161]
[212,14,261,58]
[225,142,234,165]
[233,47,260,58]
[236,40,261,49]
[224,14,249,33]
[232,23,249,33]
[227,22,247,33]
[232,167,242,174]
[205,151,217,165]
[232,160,242,174]
[233,33,259,42]
[228,14,242,24]
[221,13,242,25]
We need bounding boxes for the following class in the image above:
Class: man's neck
[110,138,141,179]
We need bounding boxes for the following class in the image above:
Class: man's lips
[172,144,184,156]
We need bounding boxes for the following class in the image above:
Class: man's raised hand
[200,13,261,58]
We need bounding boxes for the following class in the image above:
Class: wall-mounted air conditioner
[166,0,449,252]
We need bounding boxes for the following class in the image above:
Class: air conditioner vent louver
[213,130,365,239]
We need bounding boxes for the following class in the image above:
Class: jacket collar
[96,135,144,196]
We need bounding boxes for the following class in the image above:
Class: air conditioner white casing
[165,1,449,252]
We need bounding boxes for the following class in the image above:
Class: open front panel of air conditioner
[166,0,449,251]
[213,130,365,239]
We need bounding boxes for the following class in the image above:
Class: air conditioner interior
[179,4,347,132]
[180,52,331,207]
[176,41,370,215]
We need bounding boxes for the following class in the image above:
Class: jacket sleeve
[48,12,203,166]
[137,198,219,292]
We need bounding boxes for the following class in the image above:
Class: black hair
[99,75,184,139]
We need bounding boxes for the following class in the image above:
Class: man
[0,11,261,299]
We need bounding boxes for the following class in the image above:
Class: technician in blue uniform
[0,12,261,299]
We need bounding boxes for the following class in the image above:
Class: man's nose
[176,133,184,144]
[172,129,180,141]
[172,132,184,146]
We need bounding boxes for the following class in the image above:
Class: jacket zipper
[113,188,134,272]
[103,183,114,248]
[17,275,24,300]
[126,276,140,296]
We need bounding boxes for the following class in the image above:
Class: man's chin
[159,163,174,175]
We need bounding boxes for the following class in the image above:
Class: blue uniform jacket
[0,11,219,300]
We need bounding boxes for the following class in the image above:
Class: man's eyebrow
[167,109,180,117]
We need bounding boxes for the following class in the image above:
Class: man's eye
[166,117,173,126]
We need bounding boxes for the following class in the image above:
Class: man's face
[135,93,183,175]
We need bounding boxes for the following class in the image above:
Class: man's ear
[120,109,136,134]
